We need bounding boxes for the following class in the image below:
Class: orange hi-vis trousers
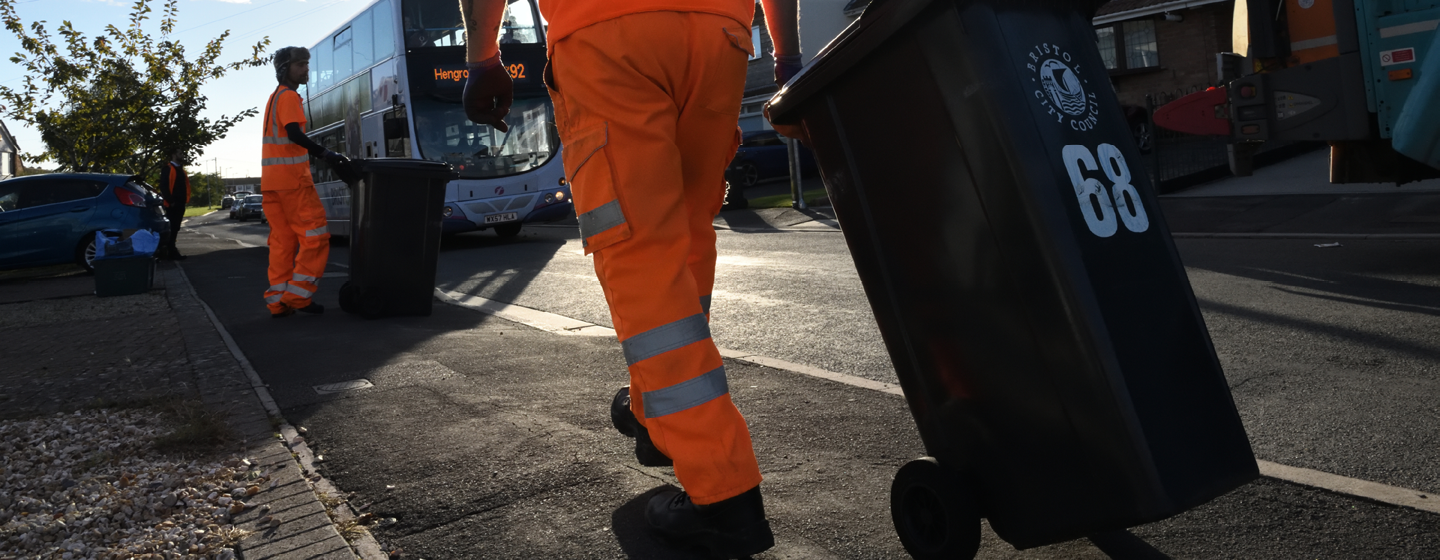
[549,11,760,505]
[262,187,330,314]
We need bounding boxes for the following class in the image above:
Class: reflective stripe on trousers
[578,200,626,247]
[621,314,711,366]
[643,366,728,418]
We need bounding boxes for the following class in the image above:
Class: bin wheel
[338,281,358,314]
[494,223,522,238]
[890,457,980,560]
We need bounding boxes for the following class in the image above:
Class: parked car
[221,194,235,209]
[0,173,170,272]
[230,194,266,222]
[725,130,819,190]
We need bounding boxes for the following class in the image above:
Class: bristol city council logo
[1026,43,1100,131]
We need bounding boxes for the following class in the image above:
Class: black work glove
[464,54,513,133]
[774,53,803,87]
[323,150,349,166]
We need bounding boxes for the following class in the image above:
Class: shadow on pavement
[610,485,728,559]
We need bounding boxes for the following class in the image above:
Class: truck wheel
[891,457,980,560]
[495,223,522,238]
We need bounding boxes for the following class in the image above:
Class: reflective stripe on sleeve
[305,226,328,237]
[642,366,729,418]
[700,295,712,314]
[292,274,319,283]
[577,200,626,243]
[621,314,710,366]
[262,155,309,166]
[284,284,314,298]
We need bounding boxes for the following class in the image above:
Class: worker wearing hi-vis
[262,47,350,318]
[157,150,191,261]
[461,0,801,556]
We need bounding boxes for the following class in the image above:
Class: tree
[0,0,270,177]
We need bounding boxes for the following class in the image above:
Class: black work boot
[296,302,325,314]
[610,386,673,467]
[646,486,774,558]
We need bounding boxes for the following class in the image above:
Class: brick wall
[1110,2,1234,108]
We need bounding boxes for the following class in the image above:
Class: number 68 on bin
[1062,144,1149,237]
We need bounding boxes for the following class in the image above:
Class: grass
[151,398,236,452]
[747,188,829,209]
[183,205,222,218]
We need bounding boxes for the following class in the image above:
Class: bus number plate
[485,212,518,224]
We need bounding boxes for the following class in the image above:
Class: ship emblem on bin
[1026,44,1100,131]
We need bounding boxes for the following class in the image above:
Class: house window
[1096,19,1159,72]
[750,26,762,61]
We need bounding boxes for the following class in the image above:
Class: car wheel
[75,234,99,273]
[738,162,759,188]
[495,223,522,238]
[1133,122,1154,155]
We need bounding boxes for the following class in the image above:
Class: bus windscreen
[412,96,557,180]
[403,0,541,49]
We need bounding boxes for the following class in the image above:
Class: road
[181,195,1440,558]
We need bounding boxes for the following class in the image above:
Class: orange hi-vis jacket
[535,0,754,49]
[260,85,313,190]
[163,161,190,205]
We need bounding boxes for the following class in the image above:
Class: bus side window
[383,111,411,158]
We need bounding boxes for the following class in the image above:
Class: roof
[4,172,130,183]
[0,120,17,154]
[1094,0,1230,24]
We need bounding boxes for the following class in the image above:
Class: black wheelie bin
[764,0,1257,557]
[338,159,457,318]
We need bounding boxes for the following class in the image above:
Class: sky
[0,0,376,178]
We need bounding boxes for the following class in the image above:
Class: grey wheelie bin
[764,0,1258,557]
[338,159,456,318]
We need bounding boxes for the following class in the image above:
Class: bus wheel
[495,223,522,238]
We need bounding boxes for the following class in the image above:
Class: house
[1093,0,1235,109]
[740,0,867,132]
[0,120,21,180]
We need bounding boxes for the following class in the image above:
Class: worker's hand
[322,150,349,166]
[464,55,513,133]
[774,53,802,87]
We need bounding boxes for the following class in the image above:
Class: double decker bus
[300,0,570,239]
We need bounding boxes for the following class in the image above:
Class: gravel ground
[0,408,273,559]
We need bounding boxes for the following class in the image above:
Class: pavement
[0,257,377,558]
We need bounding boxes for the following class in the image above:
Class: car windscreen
[245,195,263,203]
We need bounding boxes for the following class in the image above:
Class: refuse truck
[765,0,1258,557]
[1153,0,1440,183]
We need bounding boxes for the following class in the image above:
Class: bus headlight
[544,193,555,204]
[442,205,453,218]
[555,191,566,202]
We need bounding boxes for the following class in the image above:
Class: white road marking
[435,289,1440,515]
[1172,232,1440,240]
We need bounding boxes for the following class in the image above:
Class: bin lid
[765,0,1107,125]
[356,158,459,180]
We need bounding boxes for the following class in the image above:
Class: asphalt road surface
[181,197,1440,558]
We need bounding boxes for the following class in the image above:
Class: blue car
[726,130,819,190]
[0,173,170,272]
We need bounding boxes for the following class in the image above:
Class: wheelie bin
[763,0,1258,557]
[338,159,456,318]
